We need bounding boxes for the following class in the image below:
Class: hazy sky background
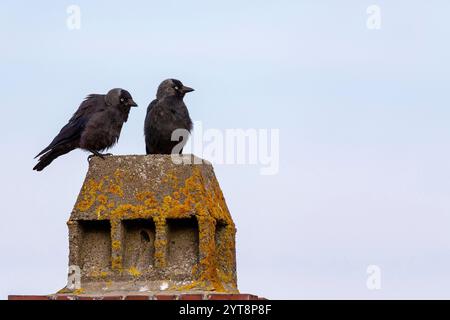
[1,0,450,299]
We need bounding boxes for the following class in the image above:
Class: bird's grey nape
[156,79,177,100]
[105,88,123,106]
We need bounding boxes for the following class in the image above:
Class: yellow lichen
[109,184,123,197]
[111,256,123,272]
[127,267,141,277]
[73,288,85,295]
[97,194,107,205]
[112,240,121,250]
[96,205,107,219]
[100,271,109,278]
[75,169,126,212]
[88,269,111,278]
[74,165,236,292]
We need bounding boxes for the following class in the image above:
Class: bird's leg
[87,150,112,162]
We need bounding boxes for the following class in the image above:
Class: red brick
[207,294,258,300]
[154,295,177,300]
[180,294,204,300]
[53,295,77,300]
[77,296,95,300]
[99,296,123,300]
[8,295,50,300]
[124,295,151,300]
[75,295,122,300]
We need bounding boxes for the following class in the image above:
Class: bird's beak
[128,99,138,107]
[181,86,195,94]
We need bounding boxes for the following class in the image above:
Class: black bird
[144,79,194,154]
[33,88,137,171]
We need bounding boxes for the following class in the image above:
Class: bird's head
[156,79,194,100]
[105,88,138,108]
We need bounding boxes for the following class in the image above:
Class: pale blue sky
[1,1,450,299]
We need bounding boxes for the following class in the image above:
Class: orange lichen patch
[150,169,233,290]
[154,251,165,268]
[216,224,237,285]
[154,221,167,268]
[96,205,107,219]
[174,280,209,292]
[73,288,85,295]
[88,270,110,279]
[146,199,157,207]
[73,163,236,292]
[114,169,124,179]
[110,218,124,272]
[162,172,179,190]
[135,191,153,201]
[76,169,126,213]
[135,191,158,208]
[109,184,123,197]
[196,217,226,292]
[127,267,141,277]
[100,271,109,278]
[112,256,123,272]
[97,194,108,205]
[110,170,125,196]
[112,240,121,251]
[76,179,104,212]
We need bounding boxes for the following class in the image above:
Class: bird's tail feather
[34,146,52,159]
[33,146,74,171]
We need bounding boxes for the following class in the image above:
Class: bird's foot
[87,151,113,162]
[87,154,94,162]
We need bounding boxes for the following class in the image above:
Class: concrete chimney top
[61,154,238,296]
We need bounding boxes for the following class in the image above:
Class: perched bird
[144,79,194,154]
[33,88,137,171]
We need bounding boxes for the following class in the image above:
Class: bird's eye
[120,98,125,102]
[174,86,179,90]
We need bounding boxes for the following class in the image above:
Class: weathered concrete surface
[60,155,238,295]
[9,293,266,300]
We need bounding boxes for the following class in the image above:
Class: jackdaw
[33,88,137,171]
[144,79,194,154]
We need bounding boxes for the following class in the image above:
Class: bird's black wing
[146,99,157,115]
[144,99,160,154]
[35,95,104,158]
[144,99,158,135]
